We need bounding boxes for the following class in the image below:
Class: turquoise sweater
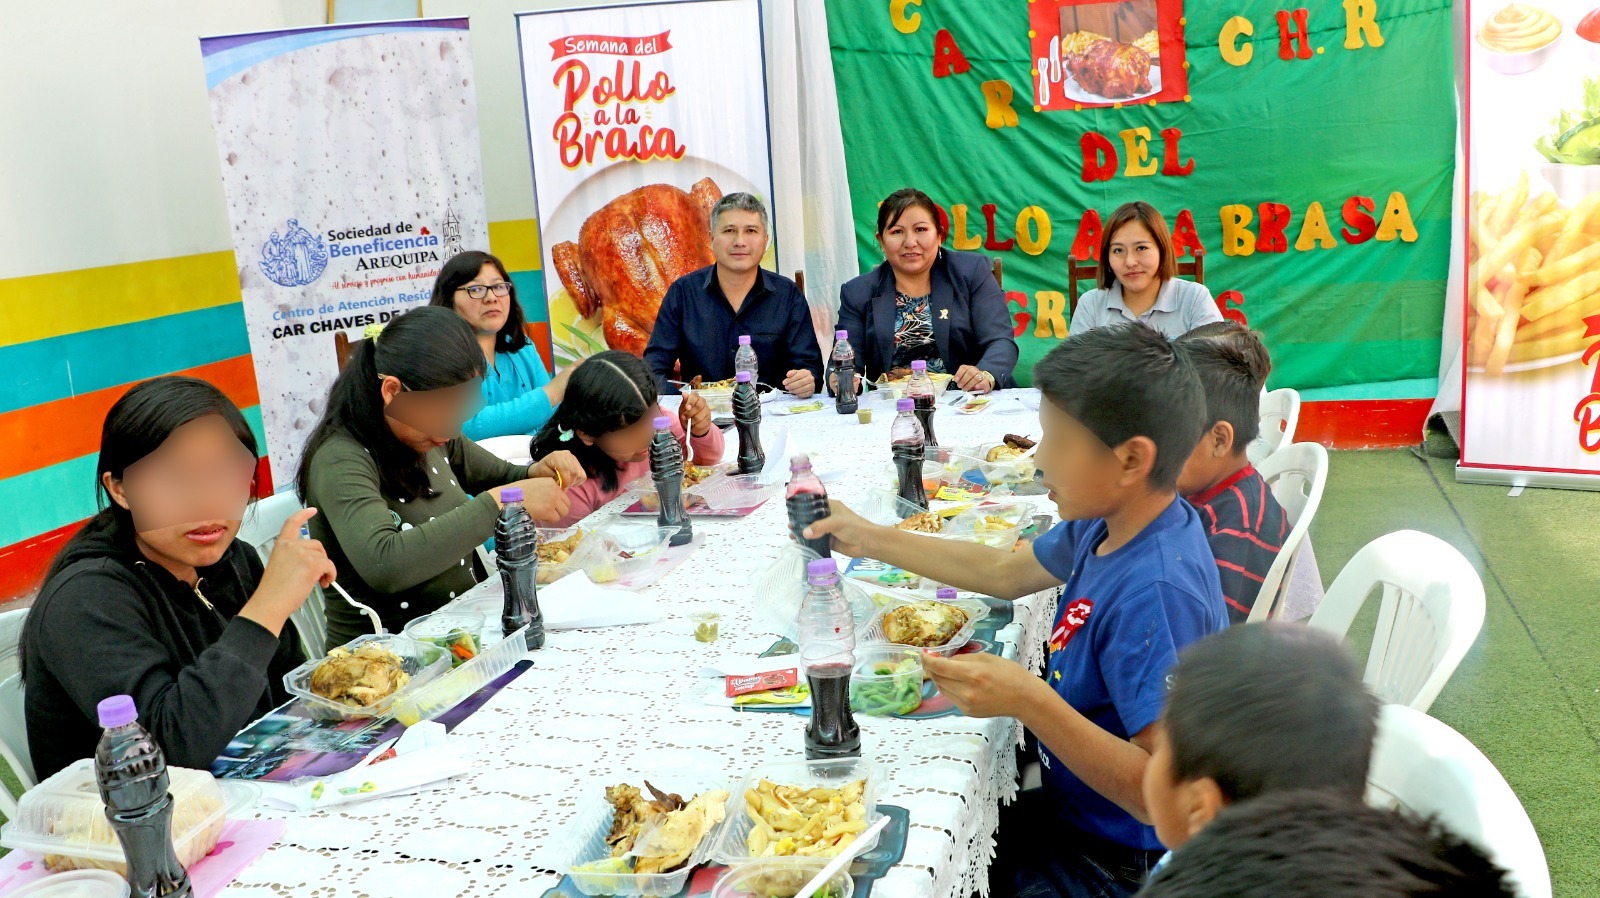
[462,344,557,440]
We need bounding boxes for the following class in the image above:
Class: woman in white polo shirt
[1071,202,1222,338]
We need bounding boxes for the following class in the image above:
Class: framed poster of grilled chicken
[1030,0,1189,112]
[515,0,776,366]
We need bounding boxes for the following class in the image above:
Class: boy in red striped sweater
[1174,322,1287,623]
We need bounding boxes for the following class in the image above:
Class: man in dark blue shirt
[644,193,823,396]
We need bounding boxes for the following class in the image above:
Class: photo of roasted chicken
[895,512,943,533]
[601,781,728,875]
[309,643,411,708]
[882,601,971,648]
[552,178,722,356]
[1066,39,1153,99]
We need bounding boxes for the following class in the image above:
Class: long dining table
[229,388,1060,898]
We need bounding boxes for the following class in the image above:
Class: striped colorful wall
[0,219,547,601]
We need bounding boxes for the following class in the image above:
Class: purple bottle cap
[897,398,914,412]
[739,335,752,345]
[790,453,812,469]
[835,329,848,340]
[501,486,523,503]
[911,360,927,371]
[736,371,753,383]
[654,415,672,429]
[97,695,137,728]
[806,558,838,579]
[937,587,958,600]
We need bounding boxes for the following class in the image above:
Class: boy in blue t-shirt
[807,323,1229,897]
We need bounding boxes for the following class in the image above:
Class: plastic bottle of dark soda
[93,695,193,898]
[495,487,544,650]
[831,330,857,415]
[908,359,938,447]
[891,398,929,510]
[797,559,860,760]
[786,454,831,559]
[650,416,694,547]
[733,371,765,475]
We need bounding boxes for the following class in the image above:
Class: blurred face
[581,413,655,465]
[1108,221,1162,296]
[877,206,941,278]
[103,414,256,577]
[381,376,484,453]
[1034,399,1126,521]
[712,210,768,275]
[451,263,512,337]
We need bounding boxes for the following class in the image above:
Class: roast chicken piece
[309,643,411,708]
[552,178,722,356]
[1066,39,1152,99]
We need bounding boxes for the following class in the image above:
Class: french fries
[1468,173,1600,374]
[743,779,868,859]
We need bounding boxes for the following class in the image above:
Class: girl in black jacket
[22,376,335,780]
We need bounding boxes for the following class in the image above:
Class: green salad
[850,657,923,716]
[1536,78,1600,165]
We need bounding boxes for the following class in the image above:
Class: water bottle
[495,488,545,650]
[891,398,929,510]
[734,334,759,381]
[797,559,861,760]
[908,359,938,447]
[650,416,694,547]
[93,695,193,898]
[786,454,831,559]
[831,330,857,415]
[733,371,765,475]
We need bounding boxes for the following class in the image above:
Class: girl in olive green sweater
[298,306,584,647]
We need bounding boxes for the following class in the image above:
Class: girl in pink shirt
[530,350,724,527]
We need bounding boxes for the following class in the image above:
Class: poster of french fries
[1466,1,1600,473]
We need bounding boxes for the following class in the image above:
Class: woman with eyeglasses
[430,251,576,440]
[298,305,586,647]
[22,376,337,780]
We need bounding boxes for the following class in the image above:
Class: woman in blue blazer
[836,189,1019,393]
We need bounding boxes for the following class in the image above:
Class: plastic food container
[849,645,924,717]
[857,489,931,528]
[590,523,678,582]
[860,597,985,658]
[695,472,783,511]
[402,611,483,669]
[711,860,856,898]
[714,757,884,868]
[965,442,1038,484]
[534,525,606,584]
[393,626,527,726]
[0,760,251,875]
[695,385,737,416]
[283,633,451,721]
[562,777,736,897]
[626,465,730,512]
[867,371,952,400]
[8,870,130,898]
[942,502,1032,549]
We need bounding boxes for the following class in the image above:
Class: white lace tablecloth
[231,390,1058,898]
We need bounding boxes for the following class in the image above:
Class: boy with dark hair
[807,323,1228,897]
[1138,790,1516,898]
[1173,321,1287,622]
[1141,623,1379,852]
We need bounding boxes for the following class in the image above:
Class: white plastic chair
[1246,443,1328,622]
[0,607,29,682]
[0,673,36,818]
[475,434,535,466]
[1308,531,1485,712]
[1247,387,1301,463]
[1368,704,1551,898]
[239,491,326,659]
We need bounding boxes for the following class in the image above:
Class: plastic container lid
[95,696,135,729]
[735,371,753,383]
[896,398,914,412]
[8,870,130,898]
[910,359,926,371]
[739,335,752,345]
[653,415,672,429]
[501,486,523,503]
